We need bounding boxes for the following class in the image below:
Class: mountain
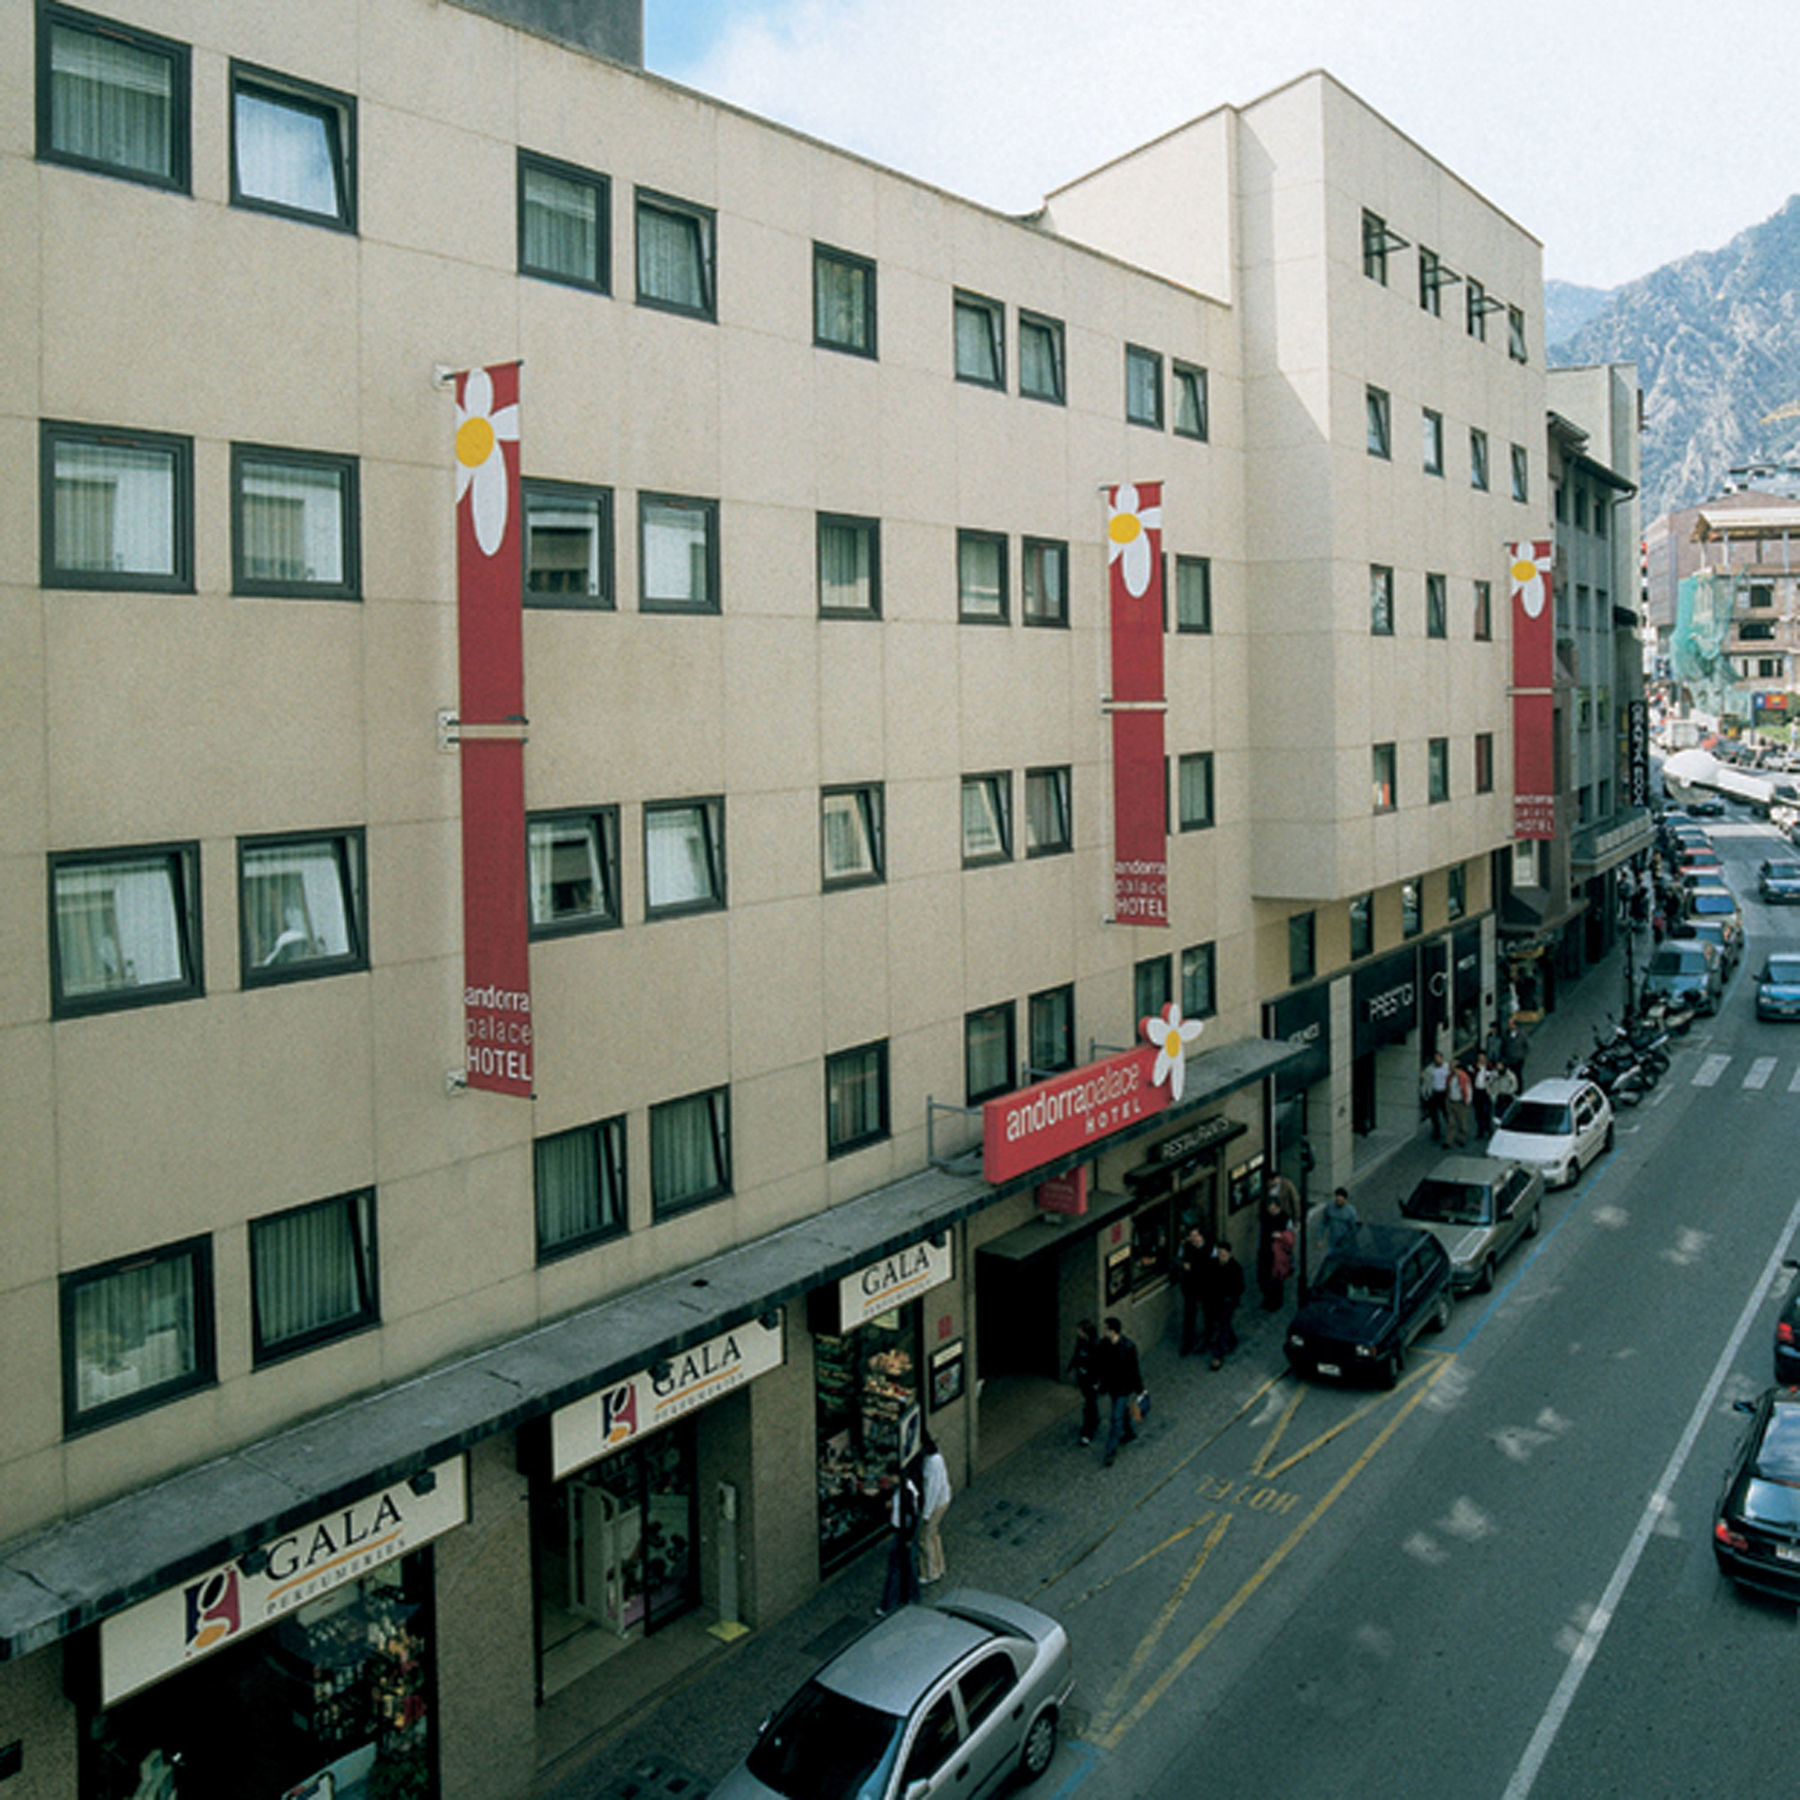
[1545,280,1615,348]
[1548,196,1800,520]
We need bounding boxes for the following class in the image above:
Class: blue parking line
[1051,1739,1102,1798]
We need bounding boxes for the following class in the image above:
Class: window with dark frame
[1018,310,1065,404]
[650,1086,732,1217]
[1418,247,1443,316]
[965,1002,1016,1104]
[1177,752,1214,831]
[535,1116,627,1259]
[821,783,884,888]
[643,798,725,916]
[41,420,193,591]
[1175,555,1212,632]
[50,841,202,1016]
[1024,766,1071,857]
[953,290,1004,387]
[1474,579,1493,641]
[1372,743,1397,812]
[1134,955,1172,1025]
[239,828,367,983]
[814,242,875,356]
[1173,362,1209,440]
[527,809,619,936]
[1429,737,1450,803]
[1470,427,1490,491]
[1465,276,1489,340]
[961,772,1011,865]
[1508,304,1527,363]
[231,444,359,599]
[1475,732,1494,793]
[1422,408,1444,476]
[1370,564,1394,636]
[250,1188,378,1364]
[1402,879,1423,938]
[639,492,718,612]
[1362,209,1394,285]
[826,1040,889,1157]
[229,61,355,230]
[1426,572,1447,639]
[1365,386,1392,459]
[1288,913,1316,986]
[1028,984,1074,1076]
[957,529,1008,623]
[1181,942,1217,1019]
[1021,537,1067,627]
[1448,863,1467,921]
[39,3,190,191]
[518,150,609,291]
[524,479,612,607]
[1349,893,1374,960]
[62,1235,215,1435]
[1511,443,1530,503]
[818,512,880,617]
[1126,345,1164,428]
[635,187,715,318]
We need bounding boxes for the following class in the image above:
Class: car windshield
[1767,957,1800,986]
[1501,1100,1572,1136]
[1757,1408,1800,1480]
[1690,894,1734,916]
[746,1680,905,1800]
[1649,948,1706,975]
[1403,1179,1493,1225]
[1768,863,1800,882]
[1317,1261,1394,1305]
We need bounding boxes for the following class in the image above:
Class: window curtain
[1128,355,1159,422]
[1180,757,1212,828]
[523,165,597,279]
[56,858,183,995]
[1182,946,1215,1018]
[959,537,1002,617]
[528,818,606,924]
[816,259,867,346]
[536,1127,611,1248]
[1026,772,1067,851]
[819,522,872,611]
[961,780,1005,859]
[241,460,343,585]
[254,1196,367,1348]
[242,841,352,966]
[955,304,998,382]
[51,24,173,177]
[1018,323,1058,398]
[1177,558,1210,629]
[639,205,705,308]
[1176,371,1207,437]
[54,440,175,576]
[966,1013,1011,1097]
[1030,995,1071,1073]
[643,503,707,604]
[527,497,601,596]
[653,1094,725,1208]
[828,1051,882,1147]
[822,792,876,880]
[1135,961,1171,1023]
[235,88,338,215]
[74,1256,196,1412]
[1024,546,1063,621]
[646,806,714,907]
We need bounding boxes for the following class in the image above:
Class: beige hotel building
[0,1,1546,1794]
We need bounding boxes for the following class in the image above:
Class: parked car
[1642,940,1724,1015]
[1485,1077,1614,1188]
[1775,1262,1800,1385]
[1679,849,1725,881]
[1284,1224,1451,1388]
[1684,885,1743,957]
[1713,1388,1800,1602]
[1759,858,1800,903]
[1398,1155,1544,1293]
[712,1590,1073,1800]
[1757,954,1800,1023]
[1672,918,1739,978]
[1688,796,1726,817]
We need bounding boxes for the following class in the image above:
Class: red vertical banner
[454,362,533,1095]
[1509,540,1555,840]
[1106,483,1168,926]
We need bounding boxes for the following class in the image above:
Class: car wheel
[1381,1341,1405,1387]
[1019,1708,1058,1782]
[1524,1204,1541,1239]
[1429,1292,1451,1333]
[1476,1256,1496,1294]
[1603,1120,1615,1153]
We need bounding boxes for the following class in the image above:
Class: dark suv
[1285,1224,1453,1387]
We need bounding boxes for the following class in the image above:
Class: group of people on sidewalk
[876,1431,954,1615]
[1420,1022,1529,1149]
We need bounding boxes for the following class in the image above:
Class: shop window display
[85,1557,434,1800]
[816,1308,920,1571]
[1132,1198,1175,1290]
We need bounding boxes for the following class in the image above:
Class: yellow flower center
[1109,513,1142,545]
[457,416,496,468]
[1163,1028,1181,1056]
[1511,559,1537,583]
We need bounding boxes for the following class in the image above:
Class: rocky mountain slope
[1548,196,1800,519]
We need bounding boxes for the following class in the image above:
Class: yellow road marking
[1259,1353,1443,1482]
[1096,1355,1453,1751]
[1247,1382,1307,1475]
[1090,1512,1234,1737]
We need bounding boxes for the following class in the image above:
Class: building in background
[0,4,1542,1794]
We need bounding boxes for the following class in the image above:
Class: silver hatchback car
[1399,1154,1545,1293]
[713,1589,1073,1800]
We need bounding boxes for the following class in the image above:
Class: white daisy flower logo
[1142,1000,1204,1102]
[455,366,521,558]
[1510,541,1552,619]
[1107,483,1163,599]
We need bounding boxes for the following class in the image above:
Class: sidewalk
[535,935,1644,1800]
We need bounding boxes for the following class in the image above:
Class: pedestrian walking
[1423,1051,1451,1142]
[1472,1051,1496,1140]
[1095,1316,1143,1468]
[1067,1319,1100,1446]
[1201,1241,1246,1369]
[1257,1194,1295,1312]
[1324,1186,1360,1256]
[877,1458,921,1614]
[917,1434,952,1585]
[1446,1057,1474,1147]
[1176,1225,1210,1355]
[1501,1023,1528,1089]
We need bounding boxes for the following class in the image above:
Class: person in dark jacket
[1095,1316,1143,1467]
[1176,1226,1210,1355]
[1200,1241,1246,1370]
[876,1459,922,1615]
[1256,1196,1295,1312]
[1067,1319,1101,1446]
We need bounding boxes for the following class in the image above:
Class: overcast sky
[646,0,1800,292]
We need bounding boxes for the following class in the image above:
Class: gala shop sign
[983,1045,1170,1184]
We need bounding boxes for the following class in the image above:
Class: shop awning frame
[0,1034,1304,1665]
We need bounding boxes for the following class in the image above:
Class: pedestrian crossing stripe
[1685,1053,1800,1090]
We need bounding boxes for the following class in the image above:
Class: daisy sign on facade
[1509,539,1555,840]
[453,361,533,1096]
[1105,483,1168,927]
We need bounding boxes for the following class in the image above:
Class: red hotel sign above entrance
[982,1045,1171,1185]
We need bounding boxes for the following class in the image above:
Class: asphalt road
[1047,817,1800,1800]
